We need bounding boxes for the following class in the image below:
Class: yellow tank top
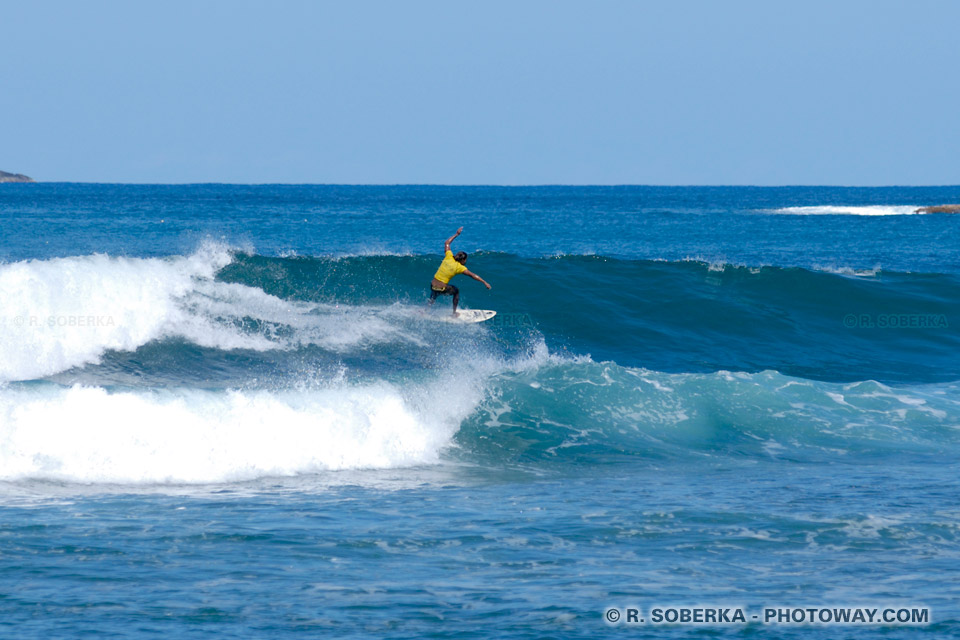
[433,250,468,284]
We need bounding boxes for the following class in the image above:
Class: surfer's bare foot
[451,311,459,318]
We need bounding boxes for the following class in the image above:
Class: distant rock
[915,204,960,214]
[0,170,35,183]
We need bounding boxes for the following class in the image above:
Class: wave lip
[768,205,921,216]
[0,245,434,383]
[0,243,234,381]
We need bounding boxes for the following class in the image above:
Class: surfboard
[439,309,497,324]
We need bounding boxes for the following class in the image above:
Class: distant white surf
[769,205,921,216]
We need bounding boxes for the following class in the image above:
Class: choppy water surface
[1,185,958,638]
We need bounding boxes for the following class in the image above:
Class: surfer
[429,227,491,316]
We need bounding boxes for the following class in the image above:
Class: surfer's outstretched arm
[444,227,463,252]
[464,269,492,290]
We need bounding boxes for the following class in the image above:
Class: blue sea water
[1,184,959,638]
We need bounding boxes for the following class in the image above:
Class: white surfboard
[439,309,497,324]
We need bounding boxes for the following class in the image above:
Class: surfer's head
[455,251,468,264]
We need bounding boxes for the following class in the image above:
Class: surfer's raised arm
[429,227,490,316]
[463,269,492,290]
[444,227,463,252]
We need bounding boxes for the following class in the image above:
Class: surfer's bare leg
[451,286,460,316]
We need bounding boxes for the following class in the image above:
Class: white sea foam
[0,381,477,484]
[0,243,230,381]
[769,205,921,216]
[675,256,885,278]
[324,247,416,260]
[812,265,882,278]
[0,244,422,382]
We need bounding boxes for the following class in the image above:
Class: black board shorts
[429,282,458,300]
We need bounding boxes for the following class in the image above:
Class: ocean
[1,184,959,638]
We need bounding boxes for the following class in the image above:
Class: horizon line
[6,181,960,189]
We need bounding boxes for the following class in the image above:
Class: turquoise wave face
[455,362,960,468]
[217,252,960,384]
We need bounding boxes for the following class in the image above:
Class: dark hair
[455,251,468,263]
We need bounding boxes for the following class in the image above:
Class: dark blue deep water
[1,185,959,638]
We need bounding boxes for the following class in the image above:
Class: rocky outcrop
[915,204,960,214]
[0,170,34,183]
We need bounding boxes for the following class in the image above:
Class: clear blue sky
[1,0,957,185]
